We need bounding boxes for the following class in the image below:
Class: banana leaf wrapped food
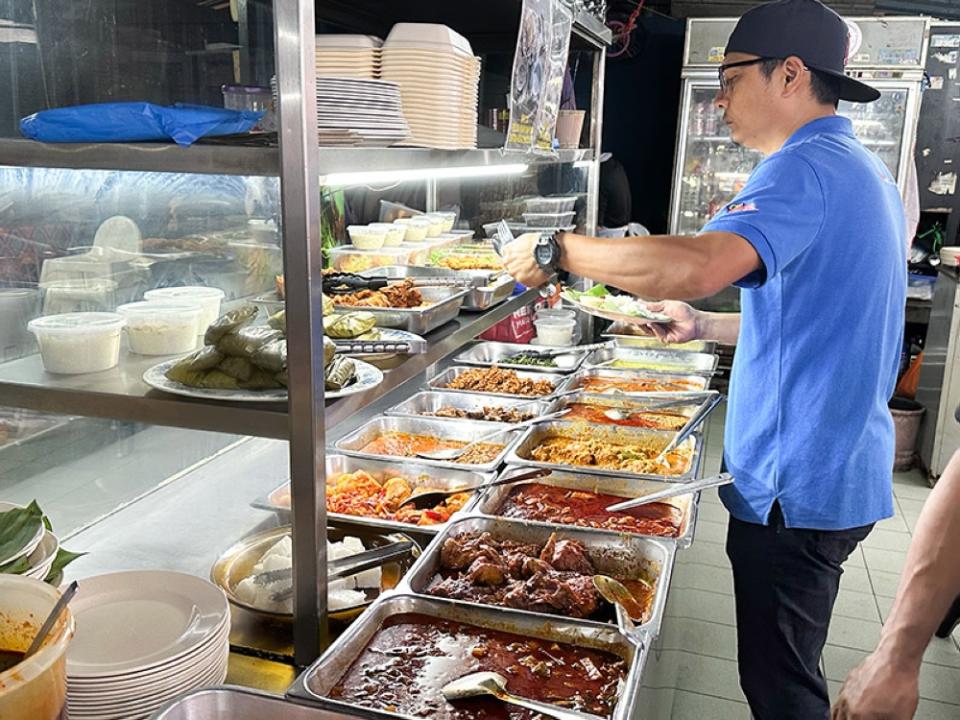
[268,310,285,333]
[323,312,376,339]
[177,346,224,372]
[322,293,334,316]
[165,359,240,390]
[323,336,337,369]
[252,338,287,373]
[239,368,283,390]
[218,356,254,382]
[204,304,258,345]
[324,355,357,391]
[275,369,288,387]
[217,326,284,358]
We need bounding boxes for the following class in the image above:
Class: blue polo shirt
[702,115,906,530]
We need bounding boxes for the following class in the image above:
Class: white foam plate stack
[271,76,410,147]
[315,33,383,80]
[381,23,480,150]
[66,571,230,720]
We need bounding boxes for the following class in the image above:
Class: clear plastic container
[347,225,388,250]
[426,211,457,233]
[393,217,431,242]
[0,576,75,720]
[536,307,577,322]
[221,84,274,131]
[523,196,577,214]
[534,317,576,346]
[27,312,125,374]
[117,301,201,356]
[143,286,225,332]
[327,245,427,273]
[368,223,406,246]
[41,279,118,315]
[522,211,576,228]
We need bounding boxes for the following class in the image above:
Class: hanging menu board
[505,0,573,155]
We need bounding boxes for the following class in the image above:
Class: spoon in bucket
[23,580,78,660]
[396,468,551,510]
[414,409,570,462]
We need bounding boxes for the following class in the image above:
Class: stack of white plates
[382,23,480,150]
[315,34,382,79]
[272,76,410,147]
[0,501,59,581]
[66,571,230,720]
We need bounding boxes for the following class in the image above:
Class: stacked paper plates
[66,571,230,720]
[271,76,409,147]
[315,34,382,79]
[382,24,480,150]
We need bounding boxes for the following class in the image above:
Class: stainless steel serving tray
[400,515,675,640]
[360,265,516,312]
[330,285,469,334]
[506,420,701,482]
[549,389,721,426]
[287,593,646,720]
[583,347,719,374]
[334,416,521,474]
[602,334,717,355]
[251,454,490,539]
[454,341,589,374]
[385,391,553,424]
[427,365,571,399]
[474,465,697,548]
[151,687,369,720]
[567,367,711,394]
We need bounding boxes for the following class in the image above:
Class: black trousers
[726,504,873,720]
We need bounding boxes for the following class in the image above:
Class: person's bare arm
[832,450,960,719]
[501,230,762,302]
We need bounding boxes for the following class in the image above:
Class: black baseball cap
[725,0,880,103]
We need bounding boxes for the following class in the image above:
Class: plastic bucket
[890,397,924,471]
[0,576,75,720]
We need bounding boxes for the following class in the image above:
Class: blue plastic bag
[20,102,264,147]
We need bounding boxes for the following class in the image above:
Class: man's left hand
[502,232,551,288]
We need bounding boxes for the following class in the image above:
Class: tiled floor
[636,417,960,719]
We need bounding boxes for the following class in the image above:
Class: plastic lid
[42,279,118,292]
[117,301,202,319]
[144,286,226,301]
[28,312,125,334]
[393,217,431,226]
[427,211,456,218]
[348,224,388,234]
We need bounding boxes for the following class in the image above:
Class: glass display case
[0,0,612,678]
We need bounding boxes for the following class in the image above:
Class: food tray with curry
[603,333,717,355]
[583,347,719,375]
[549,390,720,431]
[427,366,571,399]
[565,368,710,395]
[506,421,700,482]
[454,341,589,374]
[287,592,645,720]
[334,416,521,474]
[399,515,674,641]
[474,466,699,548]
[252,454,490,538]
[386,391,554,425]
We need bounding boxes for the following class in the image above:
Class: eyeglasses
[718,57,772,93]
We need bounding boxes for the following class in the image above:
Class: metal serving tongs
[605,472,734,513]
[651,392,724,464]
[323,271,476,295]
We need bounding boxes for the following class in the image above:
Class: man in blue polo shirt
[500,1,906,718]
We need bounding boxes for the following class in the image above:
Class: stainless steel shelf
[0,139,593,177]
[0,289,538,439]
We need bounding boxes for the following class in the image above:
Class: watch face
[535,242,552,265]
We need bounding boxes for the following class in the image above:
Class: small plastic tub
[534,317,576,346]
[28,312,125,374]
[426,211,457,233]
[522,211,576,228]
[0,576,75,720]
[143,286,225,332]
[368,223,406,246]
[347,225,388,250]
[524,196,577,214]
[536,307,577,322]
[117,302,201,356]
[393,217,432,242]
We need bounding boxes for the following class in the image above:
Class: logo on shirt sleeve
[726,201,758,214]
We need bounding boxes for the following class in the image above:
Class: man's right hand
[643,300,703,344]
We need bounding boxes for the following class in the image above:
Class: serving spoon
[600,393,714,422]
[23,580,78,660]
[592,575,641,635]
[396,468,551,510]
[415,409,570,461]
[442,671,599,720]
